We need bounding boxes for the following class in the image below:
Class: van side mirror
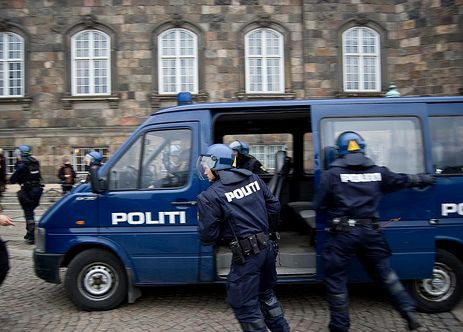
[89,166,107,193]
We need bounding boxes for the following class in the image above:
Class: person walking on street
[313,131,435,332]
[9,145,43,245]
[229,140,267,175]
[58,157,77,194]
[196,144,290,332]
[0,148,6,197]
[0,213,14,286]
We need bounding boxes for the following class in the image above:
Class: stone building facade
[0,0,462,181]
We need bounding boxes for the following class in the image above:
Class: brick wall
[0,0,461,181]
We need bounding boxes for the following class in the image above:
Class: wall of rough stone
[0,0,461,181]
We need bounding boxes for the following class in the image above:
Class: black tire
[64,249,127,311]
[405,249,463,313]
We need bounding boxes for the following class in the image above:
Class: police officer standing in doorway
[85,150,103,170]
[10,145,44,244]
[313,131,435,332]
[197,144,290,332]
[229,140,267,175]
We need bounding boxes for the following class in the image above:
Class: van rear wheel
[65,249,127,311]
[405,249,463,313]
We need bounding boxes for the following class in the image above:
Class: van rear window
[320,117,425,173]
[430,116,463,175]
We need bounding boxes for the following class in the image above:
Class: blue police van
[34,96,463,312]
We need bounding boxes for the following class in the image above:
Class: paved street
[1,220,463,332]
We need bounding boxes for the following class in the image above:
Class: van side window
[430,116,463,175]
[108,136,142,191]
[320,117,425,173]
[141,129,191,189]
[303,132,314,173]
[107,129,191,191]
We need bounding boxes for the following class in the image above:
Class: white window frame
[158,28,198,95]
[0,32,24,98]
[342,26,381,92]
[250,144,286,171]
[71,29,111,96]
[4,148,16,175]
[245,28,284,94]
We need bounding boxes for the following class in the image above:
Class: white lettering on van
[224,180,261,202]
[111,211,187,225]
[441,203,463,216]
[340,173,382,183]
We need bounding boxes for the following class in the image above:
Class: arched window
[158,28,198,94]
[71,29,111,96]
[342,27,380,92]
[0,32,24,97]
[245,28,284,94]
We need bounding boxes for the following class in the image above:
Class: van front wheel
[405,249,463,313]
[65,249,127,311]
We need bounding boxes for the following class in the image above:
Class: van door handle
[171,201,197,206]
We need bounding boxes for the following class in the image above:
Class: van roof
[155,95,463,115]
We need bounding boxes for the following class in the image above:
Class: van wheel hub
[83,265,114,296]
[417,263,454,301]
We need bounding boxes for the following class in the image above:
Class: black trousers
[0,238,9,286]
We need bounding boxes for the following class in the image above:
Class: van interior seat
[287,201,315,229]
[287,145,337,230]
[267,150,291,198]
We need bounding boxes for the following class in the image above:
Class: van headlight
[36,227,46,252]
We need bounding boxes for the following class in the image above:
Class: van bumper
[33,250,62,284]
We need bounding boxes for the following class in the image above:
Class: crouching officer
[196,144,290,332]
[313,131,435,332]
[10,145,44,244]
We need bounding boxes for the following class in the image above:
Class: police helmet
[162,144,182,169]
[15,145,32,158]
[229,140,249,156]
[196,144,233,180]
[85,150,103,166]
[336,131,366,156]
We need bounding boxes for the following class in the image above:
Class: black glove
[408,174,436,188]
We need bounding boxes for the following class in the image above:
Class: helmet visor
[195,155,217,180]
[14,148,22,159]
[84,154,92,166]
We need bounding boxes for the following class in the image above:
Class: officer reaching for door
[313,131,435,332]
[196,144,290,332]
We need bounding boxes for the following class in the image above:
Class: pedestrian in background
[58,157,76,194]
[313,131,435,332]
[0,148,6,197]
[196,144,289,332]
[229,140,267,175]
[0,213,14,286]
[9,145,43,245]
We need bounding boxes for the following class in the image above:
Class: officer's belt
[230,232,268,257]
[21,182,41,188]
[331,217,378,230]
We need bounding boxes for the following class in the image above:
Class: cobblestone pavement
[1,222,463,332]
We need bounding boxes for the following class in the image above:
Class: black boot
[26,220,35,245]
[404,311,422,331]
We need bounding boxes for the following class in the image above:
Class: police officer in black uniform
[229,140,267,175]
[197,144,290,332]
[313,131,435,332]
[10,145,43,244]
